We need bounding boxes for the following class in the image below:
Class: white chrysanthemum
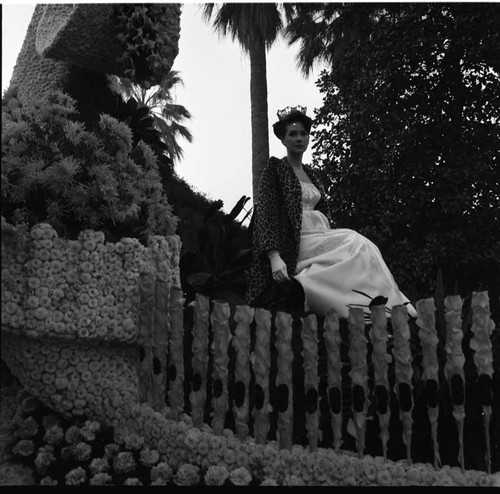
[104,443,120,460]
[262,444,279,463]
[150,478,168,486]
[52,310,64,323]
[204,465,230,486]
[229,466,253,486]
[406,465,424,485]
[223,448,237,466]
[27,274,40,289]
[65,466,87,486]
[34,307,49,320]
[362,462,377,483]
[260,478,279,486]
[114,242,125,255]
[35,248,51,261]
[233,448,249,468]
[43,425,64,445]
[34,445,56,475]
[39,476,58,486]
[477,474,495,487]
[488,473,500,487]
[139,447,160,467]
[151,462,173,483]
[123,477,143,486]
[122,317,135,333]
[25,296,40,309]
[432,473,455,486]
[113,451,137,475]
[89,472,113,485]
[80,421,100,442]
[50,259,64,274]
[184,428,202,451]
[16,416,39,439]
[174,463,200,486]
[205,448,221,465]
[283,474,306,486]
[376,468,392,487]
[72,442,92,462]
[83,239,97,252]
[12,438,35,457]
[196,437,210,457]
[65,271,78,284]
[64,424,81,444]
[80,272,93,284]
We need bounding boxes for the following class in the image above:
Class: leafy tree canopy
[311,3,500,303]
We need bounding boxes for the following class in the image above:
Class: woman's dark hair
[272,110,313,140]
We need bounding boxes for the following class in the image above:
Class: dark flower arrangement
[113,4,181,89]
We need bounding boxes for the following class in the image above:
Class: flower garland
[416,297,441,467]
[444,295,466,469]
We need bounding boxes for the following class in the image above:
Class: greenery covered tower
[1,4,183,429]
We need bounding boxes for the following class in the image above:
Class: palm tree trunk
[249,37,270,205]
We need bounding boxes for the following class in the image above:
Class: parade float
[1,4,499,487]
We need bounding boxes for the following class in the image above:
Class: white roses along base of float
[6,390,499,487]
[119,402,498,487]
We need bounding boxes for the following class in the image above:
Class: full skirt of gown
[293,182,416,319]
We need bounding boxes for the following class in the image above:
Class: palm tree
[111,71,193,164]
[202,3,298,204]
[286,3,380,76]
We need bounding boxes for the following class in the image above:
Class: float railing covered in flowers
[152,290,497,473]
[1,221,498,485]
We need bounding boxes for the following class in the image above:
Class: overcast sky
[2,2,327,215]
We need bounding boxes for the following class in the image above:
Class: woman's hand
[268,251,290,283]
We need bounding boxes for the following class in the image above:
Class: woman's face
[282,121,309,155]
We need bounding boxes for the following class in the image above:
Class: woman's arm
[267,249,290,282]
[254,165,290,283]
[253,159,282,255]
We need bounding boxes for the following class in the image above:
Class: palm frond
[285,3,381,75]
[161,104,192,121]
[109,69,193,165]
[202,3,284,52]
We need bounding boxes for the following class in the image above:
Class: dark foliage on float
[180,195,253,306]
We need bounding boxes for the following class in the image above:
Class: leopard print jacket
[245,156,331,307]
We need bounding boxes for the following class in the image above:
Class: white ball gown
[293,181,417,320]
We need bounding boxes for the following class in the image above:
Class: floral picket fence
[136,276,497,473]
